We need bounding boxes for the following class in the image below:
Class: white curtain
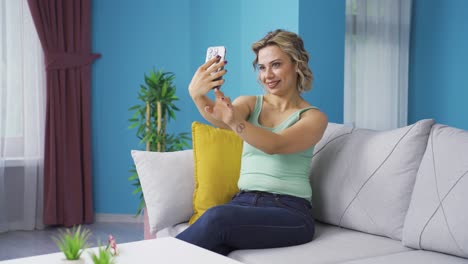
[344,0,412,130]
[0,0,46,232]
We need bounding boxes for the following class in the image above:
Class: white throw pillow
[131,150,194,235]
[310,120,434,240]
[402,124,468,258]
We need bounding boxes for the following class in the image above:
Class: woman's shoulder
[234,95,258,108]
[232,95,258,120]
[236,95,259,101]
[296,99,326,120]
[297,98,319,111]
[300,106,328,125]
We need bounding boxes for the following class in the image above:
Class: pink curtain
[27,0,100,226]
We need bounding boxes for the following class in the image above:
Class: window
[344,0,411,130]
[0,0,44,160]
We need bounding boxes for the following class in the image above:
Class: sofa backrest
[402,124,468,259]
[309,119,435,240]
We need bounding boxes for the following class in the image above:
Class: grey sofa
[155,119,468,264]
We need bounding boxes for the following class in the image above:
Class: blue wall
[299,0,345,123]
[92,0,192,214]
[91,0,300,214]
[408,0,468,130]
[91,1,468,214]
[189,0,299,100]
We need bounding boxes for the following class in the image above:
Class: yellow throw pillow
[189,121,243,224]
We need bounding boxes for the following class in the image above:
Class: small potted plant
[89,245,115,264]
[89,235,117,264]
[52,225,91,263]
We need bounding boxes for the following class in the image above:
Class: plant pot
[61,258,85,264]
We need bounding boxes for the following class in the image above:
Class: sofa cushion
[310,120,434,240]
[156,222,190,238]
[189,122,243,224]
[228,222,411,264]
[402,124,468,259]
[131,149,194,234]
[340,250,468,264]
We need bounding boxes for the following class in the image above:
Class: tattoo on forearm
[236,122,246,133]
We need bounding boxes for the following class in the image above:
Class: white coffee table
[0,237,244,263]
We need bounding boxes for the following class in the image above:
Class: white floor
[0,222,144,261]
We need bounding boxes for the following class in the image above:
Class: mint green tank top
[237,95,318,200]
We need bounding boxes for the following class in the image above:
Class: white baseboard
[95,213,144,223]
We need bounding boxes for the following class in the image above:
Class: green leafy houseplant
[128,69,190,215]
[52,225,91,261]
[89,245,115,264]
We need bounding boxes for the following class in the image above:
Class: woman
[176,29,328,255]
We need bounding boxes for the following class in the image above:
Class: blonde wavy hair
[252,29,313,93]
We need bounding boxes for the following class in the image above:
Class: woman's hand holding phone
[188,47,227,99]
[188,46,232,130]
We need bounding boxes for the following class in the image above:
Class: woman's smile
[266,80,280,89]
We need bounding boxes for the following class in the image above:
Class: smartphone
[205,46,226,89]
[206,46,226,72]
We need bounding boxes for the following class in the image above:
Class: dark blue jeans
[176,190,315,255]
